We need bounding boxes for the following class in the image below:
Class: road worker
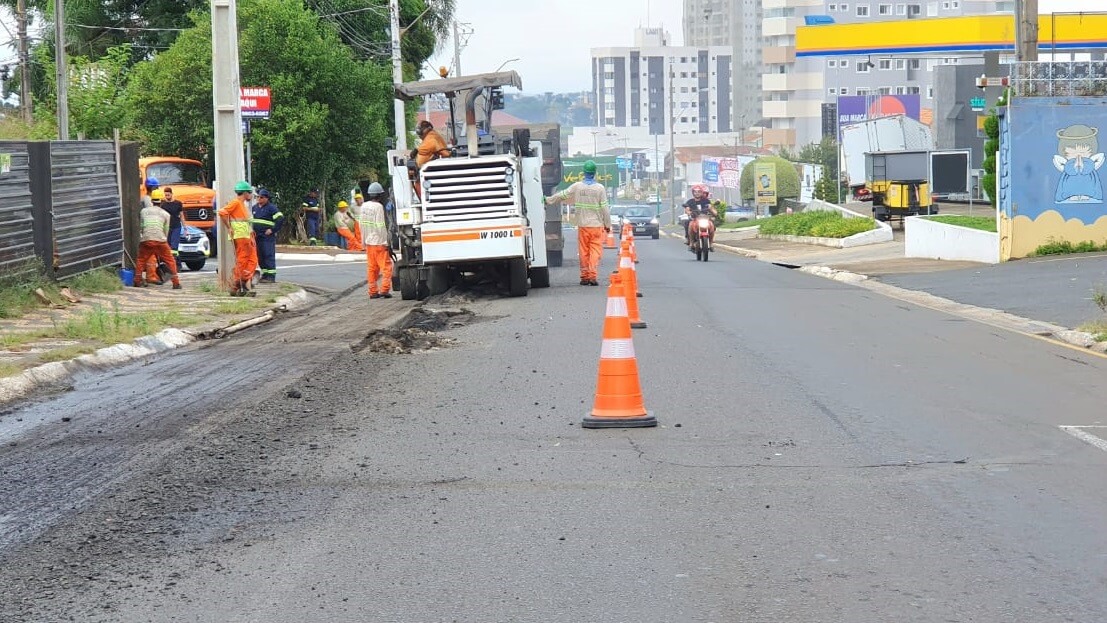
[353,182,393,299]
[351,192,366,243]
[545,160,611,286]
[135,189,181,289]
[302,188,321,245]
[412,120,451,167]
[333,200,364,251]
[252,188,283,282]
[218,180,258,297]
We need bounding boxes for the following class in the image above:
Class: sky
[430,0,1102,94]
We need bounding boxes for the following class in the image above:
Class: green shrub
[757,211,875,238]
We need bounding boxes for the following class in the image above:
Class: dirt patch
[353,307,473,354]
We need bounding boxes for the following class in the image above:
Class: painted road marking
[1059,425,1107,453]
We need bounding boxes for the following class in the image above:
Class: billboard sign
[755,163,778,205]
[702,159,720,184]
[703,156,754,189]
[240,87,272,119]
[556,157,618,192]
[837,94,921,135]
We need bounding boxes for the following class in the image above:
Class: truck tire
[529,267,550,288]
[398,267,418,300]
[546,249,563,267]
[427,266,451,295]
[508,258,528,297]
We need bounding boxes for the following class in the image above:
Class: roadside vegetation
[927,215,997,232]
[1032,239,1107,256]
[1079,286,1107,342]
[756,211,877,239]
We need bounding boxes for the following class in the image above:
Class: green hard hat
[234,180,253,193]
[583,160,597,174]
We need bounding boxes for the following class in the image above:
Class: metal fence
[1010,61,1107,98]
[0,140,129,280]
[0,142,37,276]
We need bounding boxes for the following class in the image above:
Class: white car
[610,206,628,228]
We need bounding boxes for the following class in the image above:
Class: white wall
[905,216,999,264]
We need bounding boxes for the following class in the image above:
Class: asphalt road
[880,252,1107,329]
[2,237,1107,622]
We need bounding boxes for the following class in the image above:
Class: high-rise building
[684,0,763,132]
[592,28,734,136]
[761,0,1011,150]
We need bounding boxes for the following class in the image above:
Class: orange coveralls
[217,196,258,290]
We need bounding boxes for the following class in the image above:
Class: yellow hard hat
[150,189,164,201]
[337,200,349,209]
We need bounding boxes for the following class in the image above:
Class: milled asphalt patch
[0,290,312,407]
[660,230,1107,357]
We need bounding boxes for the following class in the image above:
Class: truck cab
[389,71,551,300]
[139,157,216,237]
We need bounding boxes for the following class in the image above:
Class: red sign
[240,87,271,119]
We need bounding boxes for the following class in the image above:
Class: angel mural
[1053,124,1105,204]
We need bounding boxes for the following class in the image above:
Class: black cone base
[582,414,657,429]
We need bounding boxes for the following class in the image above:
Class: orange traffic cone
[583,277,656,429]
[620,240,643,299]
[615,256,646,329]
[604,229,617,249]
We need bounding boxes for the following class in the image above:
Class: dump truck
[865,150,938,222]
[139,157,217,239]
[388,71,549,300]
[492,122,564,267]
[841,115,934,197]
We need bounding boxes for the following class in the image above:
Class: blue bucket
[119,268,135,287]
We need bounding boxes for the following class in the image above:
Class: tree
[980,89,1007,207]
[124,0,394,214]
[740,155,801,215]
[786,136,842,204]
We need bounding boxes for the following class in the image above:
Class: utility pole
[212,0,246,292]
[16,0,32,124]
[54,0,69,139]
[452,20,462,77]
[390,0,407,151]
[1015,0,1039,62]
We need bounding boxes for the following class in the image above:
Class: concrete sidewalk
[275,245,365,262]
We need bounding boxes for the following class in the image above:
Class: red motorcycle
[690,213,713,262]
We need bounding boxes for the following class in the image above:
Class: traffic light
[490,87,504,110]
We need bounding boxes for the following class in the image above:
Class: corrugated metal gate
[47,141,124,278]
[0,140,128,280]
[0,142,36,275]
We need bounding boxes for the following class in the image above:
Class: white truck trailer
[841,115,934,194]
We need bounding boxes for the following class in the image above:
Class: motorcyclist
[682,185,717,249]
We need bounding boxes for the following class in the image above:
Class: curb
[0,289,313,407]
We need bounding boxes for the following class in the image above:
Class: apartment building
[591,28,734,136]
[762,0,1010,150]
[684,0,763,132]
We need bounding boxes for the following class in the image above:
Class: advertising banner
[755,163,777,205]
[837,94,921,134]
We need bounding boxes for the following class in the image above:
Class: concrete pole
[1016,0,1039,62]
[53,0,69,139]
[211,0,246,292]
[16,0,32,124]
[390,0,407,151]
